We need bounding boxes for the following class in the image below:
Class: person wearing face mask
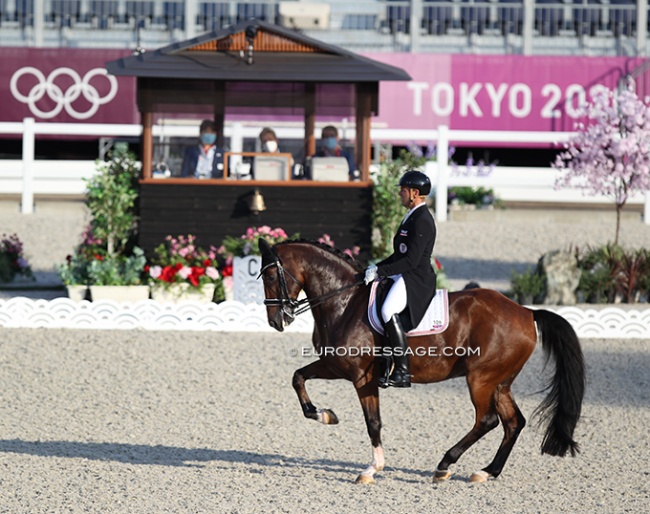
[315,125,356,178]
[259,127,280,154]
[255,127,294,180]
[180,119,225,179]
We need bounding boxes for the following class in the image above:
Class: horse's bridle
[258,254,364,320]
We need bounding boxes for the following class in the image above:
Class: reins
[259,258,364,319]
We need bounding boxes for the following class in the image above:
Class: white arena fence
[1,118,649,223]
[1,297,649,338]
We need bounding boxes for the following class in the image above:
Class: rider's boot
[378,314,411,389]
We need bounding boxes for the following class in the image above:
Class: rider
[364,170,437,388]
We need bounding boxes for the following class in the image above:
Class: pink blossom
[205,266,220,280]
[178,266,192,279]
[554,86,650,242]
[149,265,162,279]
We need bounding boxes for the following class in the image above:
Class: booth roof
[105,20,411,83]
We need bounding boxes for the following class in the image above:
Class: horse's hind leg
[434,378,500,481]
[293,359,340,425]
[353,378,383,484]
[470,384,526,483]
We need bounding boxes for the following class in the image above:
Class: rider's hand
[364,265,378,285]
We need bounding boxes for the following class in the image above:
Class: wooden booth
[105,21,410,260]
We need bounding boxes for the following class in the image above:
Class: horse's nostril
[269,318,284,332]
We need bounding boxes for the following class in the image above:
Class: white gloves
[364,265,378,285]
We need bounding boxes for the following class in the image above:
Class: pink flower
[178,266,192,279]
[149,265,162,279]
[206,266,220,280]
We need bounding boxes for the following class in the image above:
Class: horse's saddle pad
[368,283,449,337]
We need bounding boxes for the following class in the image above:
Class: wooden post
[355,84,372,182]
[213,82,226,148]
[304,83,316,159]
[141,111,153,180]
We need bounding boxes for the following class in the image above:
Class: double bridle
[258,256,364,320]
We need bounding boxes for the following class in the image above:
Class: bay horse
[258,239,585,484]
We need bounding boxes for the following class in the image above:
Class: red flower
[94,254,104,261]
[174,262,183,271]
[203,259,212,267]
[144,264,150,273]
[222,264,233,277]
[160,265,177,283]
[188,266,205,287]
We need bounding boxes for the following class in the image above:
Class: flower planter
[150,283,215,304]
[66,285,89,302]
[89,285,150,302]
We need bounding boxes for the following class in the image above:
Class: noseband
[258,257,307,320]
[258,253,364,319]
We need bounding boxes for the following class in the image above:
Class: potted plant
[58,253,91,301]
[88,247,149,302]
[0,233,34,284]
[81,145,149,302]
[510,267,544,305]
[148,234,223,304]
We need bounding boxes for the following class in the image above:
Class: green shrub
[510,267,545,304]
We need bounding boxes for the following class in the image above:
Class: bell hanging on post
[248,188,267,215]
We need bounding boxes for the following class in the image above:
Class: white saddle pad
[368,282,449,337]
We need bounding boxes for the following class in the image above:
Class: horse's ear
[258,238,273,256]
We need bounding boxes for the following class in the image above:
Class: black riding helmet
[399,170,431,196]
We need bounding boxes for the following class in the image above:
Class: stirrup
[386,370,411,388]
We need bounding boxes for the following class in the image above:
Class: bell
[248,188,267,214]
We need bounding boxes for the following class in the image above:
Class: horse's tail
[531,309,585,457]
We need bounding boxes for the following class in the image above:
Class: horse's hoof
[355,474,375,485]
[317,408,339,425]
[469,470,491,483]
[433,468,451,481]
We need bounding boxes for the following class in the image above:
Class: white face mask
[263,140,278,153]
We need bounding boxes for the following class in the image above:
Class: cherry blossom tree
[553,86,650,244]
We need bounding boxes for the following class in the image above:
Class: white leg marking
[358,446,385,481]
[470,470,491,482]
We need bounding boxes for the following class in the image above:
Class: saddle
[368,280,449,337]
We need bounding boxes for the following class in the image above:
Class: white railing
[1,118,649,223]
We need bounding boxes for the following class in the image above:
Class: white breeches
[381,275,407,323]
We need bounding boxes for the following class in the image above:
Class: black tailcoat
[376,204,437,328]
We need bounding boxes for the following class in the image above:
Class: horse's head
[258,238,305,332]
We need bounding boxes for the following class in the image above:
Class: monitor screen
[310,157,350,182]
[254,155,290,181]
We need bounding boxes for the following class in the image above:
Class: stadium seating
[0,0,646,55]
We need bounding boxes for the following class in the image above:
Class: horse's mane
[275,238,364,272]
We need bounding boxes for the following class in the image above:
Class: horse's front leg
[293,359,340,425]
[353,377,384,485]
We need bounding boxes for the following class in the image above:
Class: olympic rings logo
[10,66,118,120]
